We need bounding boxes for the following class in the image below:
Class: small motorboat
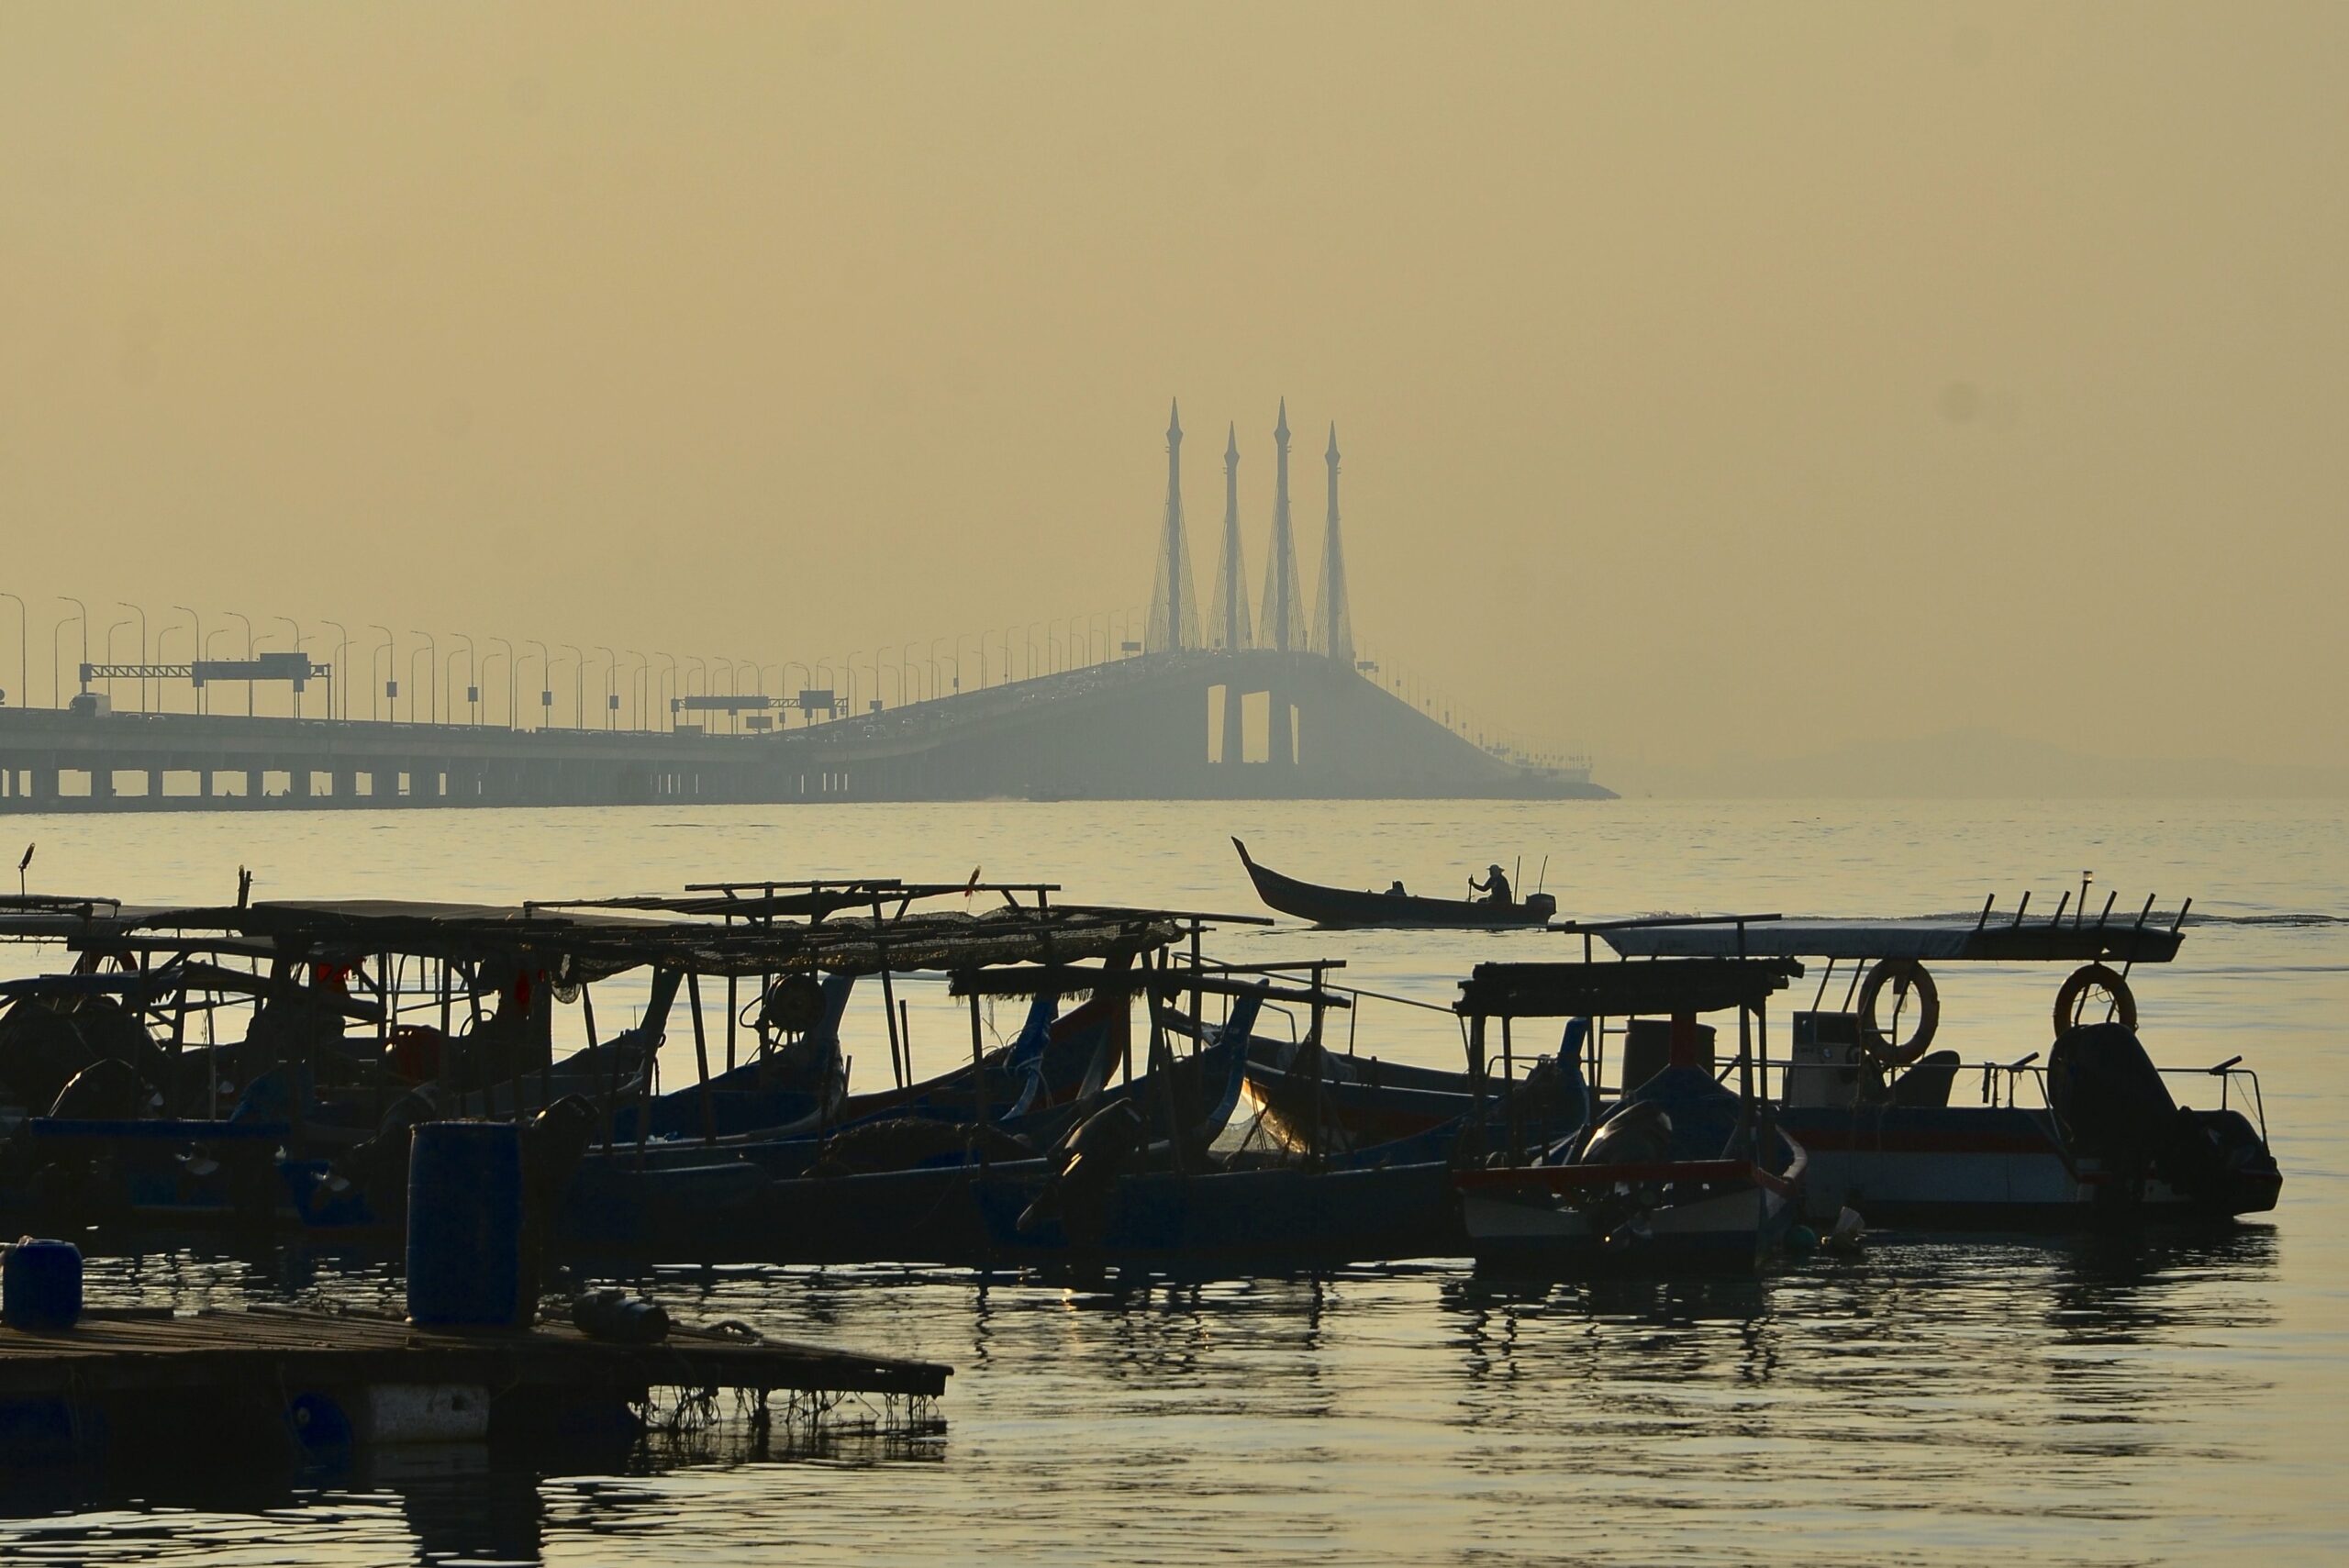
[1602,898,2282,1229]
[1231,840,1556,929]
[1451,955,1808,1275]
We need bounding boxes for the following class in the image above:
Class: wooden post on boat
[688,971,717,1145]
[376,951,393,1126]
[1461,1012,1487,1166]
[1188,920,1205,1057]
[633,1019,657,1167]
[967,986,990,1165]
[535,959,553,1115]
[165,966,187,1122]
[1146,952,1187,1175]
[725,973,738,1073]
[1307,962,1330,1168]
[586,981,614,1154]
[874,899,907,1090]
[1736,918,1754,1109]
[1501,1014,1518,1164]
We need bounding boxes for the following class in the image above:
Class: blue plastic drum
[2,1239,83,1331]
[406,1121,527,1327]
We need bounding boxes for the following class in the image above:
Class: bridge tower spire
[1313,422,1354,665]
[1146,397,1199,653]
[1208,423,1252,651]
[1259,398,1306,652]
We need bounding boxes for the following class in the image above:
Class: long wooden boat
[1231,840,1556,929]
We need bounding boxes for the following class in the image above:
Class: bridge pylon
[1145,398,1200,653]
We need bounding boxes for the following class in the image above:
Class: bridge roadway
[0,651,1609,812]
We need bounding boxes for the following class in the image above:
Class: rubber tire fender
[1856,958,1940,1070]
[2054,962,2136,1037]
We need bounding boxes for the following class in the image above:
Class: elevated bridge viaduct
[0,651,1606,813]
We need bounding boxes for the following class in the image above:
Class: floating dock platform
[0,1307,949,1462]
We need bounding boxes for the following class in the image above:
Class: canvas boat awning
[1455,958,1804,1018]
[1600,917,2182,964]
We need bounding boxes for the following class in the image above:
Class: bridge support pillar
[245,768,262,802]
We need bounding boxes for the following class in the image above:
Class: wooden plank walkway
[0,1307,950,1403]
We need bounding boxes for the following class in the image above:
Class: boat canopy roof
[0,892,1192,981]
[1600,917,2182,964]
[1455,957,1803,1019]
[539,878,1068,923]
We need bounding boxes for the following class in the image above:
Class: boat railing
[1643,1052,2267,1131]
[1255,1001,1305,1045]
[2159,1058,2268,1140]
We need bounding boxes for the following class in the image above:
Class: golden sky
[4,3,2343,769]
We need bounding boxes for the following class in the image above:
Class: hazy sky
[5,4,2343,770]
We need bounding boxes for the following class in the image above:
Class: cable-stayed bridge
[0,405,1608,811]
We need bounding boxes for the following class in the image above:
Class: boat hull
[554,1155,1466,1266]
[1232,839,1554,929]
[1780,1105,2282,1229]
[1461,1180,1795,1275]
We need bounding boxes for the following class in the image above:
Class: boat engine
[1569,1100,1675,1245]
[1019,1099,1143,1239]
[2048,1023,2280,1216]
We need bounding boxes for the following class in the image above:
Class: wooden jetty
[0,1307,949,1460]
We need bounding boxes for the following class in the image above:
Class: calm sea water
[1,798,2343,1565]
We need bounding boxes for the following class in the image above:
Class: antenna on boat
[1536,855,1549,896]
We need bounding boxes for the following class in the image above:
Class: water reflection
[0,1217,2293,1567]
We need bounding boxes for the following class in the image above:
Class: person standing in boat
[1470,863,1514,906]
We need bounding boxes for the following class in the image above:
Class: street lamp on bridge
[408,630,437,725]
[104,618,132,707]
[115,602,148,712]
[322,620,349,720]
[448,634,475,725]
[0,591,23,712]
[371,627,394,721]
[560,644,584,729]
[489,637,515,728]
[169,606,200,714]
[527,640,551,729]
[276,617,304,718]
[53,599,86,710]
